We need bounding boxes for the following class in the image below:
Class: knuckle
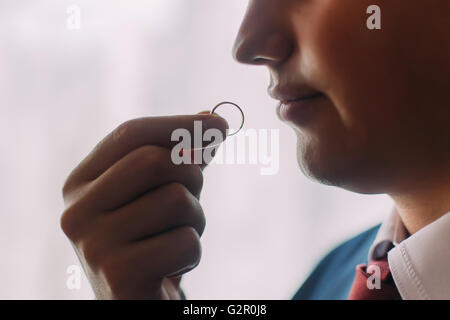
[165,183,206,236]
[61,173,81,202]
[60,199,91,241]
[60,206,79,240]
[176,226,202,266]
[185,199,206,237]
[195,208,206,237]
[61,178,72,199]
[167,183,193,208]
[188,165,204,194]
[134,146,168,174]
[113,119,141,143]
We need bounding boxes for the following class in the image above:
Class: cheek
[302,0,411,134]
[289,0,449,191]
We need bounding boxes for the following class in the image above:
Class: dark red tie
[348,241,402,300]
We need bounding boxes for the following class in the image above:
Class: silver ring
[211,101,245,136]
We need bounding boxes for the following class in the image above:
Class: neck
[389,169,450,234]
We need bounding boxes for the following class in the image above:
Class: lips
[280,92,324,104]
[268,83,323,101]
[269,85,326,124]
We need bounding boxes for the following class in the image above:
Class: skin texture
[62,1,449,299]
[233,0,450,233]
[61,115,228,299]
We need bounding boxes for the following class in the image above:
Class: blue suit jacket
[292,224,380,300]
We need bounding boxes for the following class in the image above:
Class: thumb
[179,111,228,171]
[197,110,228,171]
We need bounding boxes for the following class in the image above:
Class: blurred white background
[0,0,393,299]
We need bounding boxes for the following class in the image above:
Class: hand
[60,114,228,299]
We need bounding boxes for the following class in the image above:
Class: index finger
[67,114,228,186]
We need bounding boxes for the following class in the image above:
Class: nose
[232,1,294,66]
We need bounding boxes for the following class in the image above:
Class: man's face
[233,0,450,194]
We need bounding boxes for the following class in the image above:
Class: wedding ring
[210,101,245,136]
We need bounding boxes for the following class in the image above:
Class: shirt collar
[370,207,450,299]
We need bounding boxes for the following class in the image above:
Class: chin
[295,141,389,195]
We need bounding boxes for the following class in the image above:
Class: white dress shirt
[368,208,450,300]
